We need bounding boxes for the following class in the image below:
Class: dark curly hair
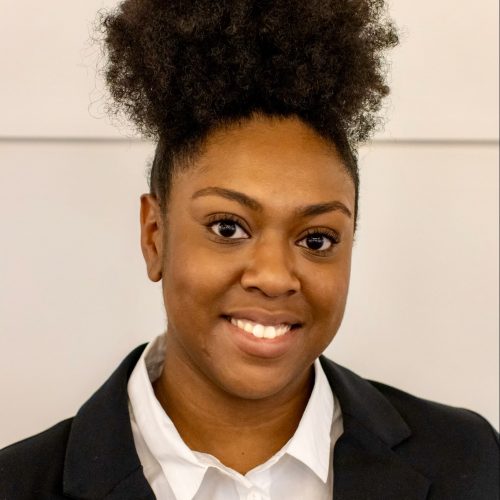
[100,0,398,227]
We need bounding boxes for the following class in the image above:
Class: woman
[1,0,498,498]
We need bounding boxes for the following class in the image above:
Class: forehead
[172,116,355,213]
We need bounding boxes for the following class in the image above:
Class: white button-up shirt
[128,334,343,500]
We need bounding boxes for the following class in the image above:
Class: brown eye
[297,231,338,252]
[209,220,249,239]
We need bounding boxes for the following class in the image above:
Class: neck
[153,341,314,474]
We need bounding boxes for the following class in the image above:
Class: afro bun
[100,0,398,217]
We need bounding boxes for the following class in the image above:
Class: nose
[240,233,301,298]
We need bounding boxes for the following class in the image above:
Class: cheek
[304,258,352,328]
[313,278,349,319]
[161,236,238,322]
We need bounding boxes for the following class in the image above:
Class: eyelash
[298,228,340,253]
[205,214,340,254]
[206,213,249,237]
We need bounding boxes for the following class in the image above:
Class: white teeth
[230,317,292,339]
[253,324,265,338]
[263,326,276,339]
[276,326,288,337]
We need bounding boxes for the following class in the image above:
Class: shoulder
[371,378,499,446]
[322,356,498,447]
[0,418,73,499]
[320,357,499,497]
[373,380,499,496]
[0,345,148,499]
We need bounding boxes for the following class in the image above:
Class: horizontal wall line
[0,137,146,144]
[372,138,499,147]
[0,136,498,146]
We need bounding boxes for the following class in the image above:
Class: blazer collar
[63,346,430,499]
[63,344,153,500]
[320,356,431,499]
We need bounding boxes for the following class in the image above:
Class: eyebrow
[297,201,352,219]
[192,187,262,212]
[192,186,352,219]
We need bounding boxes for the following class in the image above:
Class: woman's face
[142,115,355,400]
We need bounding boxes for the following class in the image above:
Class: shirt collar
[128,334,335,500]
[128,334,207,500]
[285,357,334,483]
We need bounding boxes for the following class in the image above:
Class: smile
[229,317,292,339]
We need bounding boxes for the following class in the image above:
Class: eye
[208,219,249,239]
[297,231,339,253]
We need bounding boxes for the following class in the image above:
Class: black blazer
[1,344,498,499]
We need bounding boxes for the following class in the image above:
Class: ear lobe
[140,194,164,282]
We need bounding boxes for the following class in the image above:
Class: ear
[140,194,164,282]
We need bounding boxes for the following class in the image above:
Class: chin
[214,362,309,401]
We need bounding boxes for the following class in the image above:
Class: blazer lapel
[320,357,431,500]
[63,344,154,500]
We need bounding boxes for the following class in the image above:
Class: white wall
[0,1,498,447]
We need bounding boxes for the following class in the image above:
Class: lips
[222,312,302,340]
[229,317,291,339]
[221,309,304,358]
[223,309,303,328]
